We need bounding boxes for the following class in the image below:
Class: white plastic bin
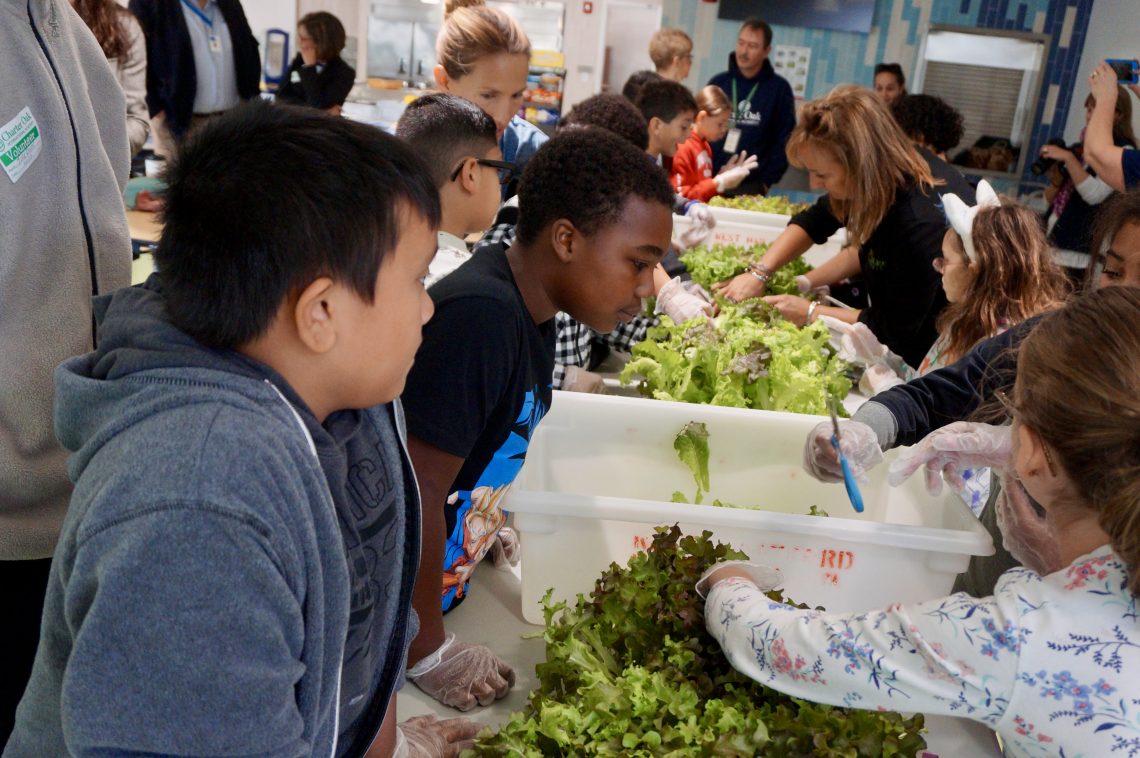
[707,205,795,227]
[507,392,994,624]
[673,214,845,268]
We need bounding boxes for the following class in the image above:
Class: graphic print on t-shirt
[441,386,547,610]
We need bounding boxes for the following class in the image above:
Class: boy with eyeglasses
[397,93,512,287]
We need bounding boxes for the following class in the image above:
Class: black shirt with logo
[791,151,969,368]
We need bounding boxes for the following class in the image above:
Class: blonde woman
[434,0,546,197]
[713,85,974,368]
[649,28,693,82]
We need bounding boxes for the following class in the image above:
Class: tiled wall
[664,0,1094,190]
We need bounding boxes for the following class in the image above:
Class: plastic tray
[508,392,994,624]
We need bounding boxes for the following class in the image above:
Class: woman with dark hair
[873,62,906,106]
[71,0,150,155]
[274,11,356,115]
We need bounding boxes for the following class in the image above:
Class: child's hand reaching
[407,634,515,711]
[887,422,1012,495]
[696,561,783,598]
[395,714,481,758]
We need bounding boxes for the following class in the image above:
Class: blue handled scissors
[829,401,865,513]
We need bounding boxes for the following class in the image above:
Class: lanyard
[181,0,214,29]
[730,78,760,122]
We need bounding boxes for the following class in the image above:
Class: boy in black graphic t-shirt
[400,128,676,712]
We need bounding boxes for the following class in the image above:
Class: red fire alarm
[583,0,593,13]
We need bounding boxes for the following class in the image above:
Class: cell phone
[1106,58,1139,84]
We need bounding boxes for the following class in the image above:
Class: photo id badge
[209,34,222,53]
[724,128,742,154]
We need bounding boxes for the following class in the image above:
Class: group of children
[7,2,1140,755]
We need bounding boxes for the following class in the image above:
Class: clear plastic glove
[407,634,515,711]
[994,471,1062,575]
[489,526,520,569]
[887,422,1012,495]
[859,363,905,395]
[818,315,886,367]
[718,151,758,176]
[794,274,813,294]
[395,714,482,758]
[696,561,783,598]
[563,365,606,394]
[802,419,884,483]
[657,276,714,323]
[685,201,716,227]
[677,203,715,249]
[715,165,754,193]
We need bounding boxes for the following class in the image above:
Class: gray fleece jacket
[5,281,420,757]
[1,0,132,559]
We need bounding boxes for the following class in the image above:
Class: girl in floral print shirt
[704,285,1140,758]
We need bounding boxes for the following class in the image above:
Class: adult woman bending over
[714,86,954,368]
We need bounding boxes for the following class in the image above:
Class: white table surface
[397,564,1002,757]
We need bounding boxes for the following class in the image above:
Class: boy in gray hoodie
[5,102,475,758]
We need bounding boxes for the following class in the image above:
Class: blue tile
[959,0,971,13]
[1015,3,1027,27]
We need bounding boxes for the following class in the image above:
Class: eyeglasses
[995,388,1059,476]
[450,157,516,185]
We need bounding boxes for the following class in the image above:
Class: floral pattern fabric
[706,544,1140,758]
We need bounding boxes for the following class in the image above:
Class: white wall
[240,0,297,56]
[1062,0,1140,143]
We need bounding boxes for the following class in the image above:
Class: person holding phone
[1083,60,1140,191]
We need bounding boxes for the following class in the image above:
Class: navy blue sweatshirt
[708,56,796,192]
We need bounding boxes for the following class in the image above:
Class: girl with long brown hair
[71,0,150,155]
[433,0,544,197]
[713,85,975,368]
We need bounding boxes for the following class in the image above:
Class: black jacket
[274,54,355,110]
[128,0,261,137]
[872,317,1038,447]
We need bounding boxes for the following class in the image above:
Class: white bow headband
[942,179,1001,262]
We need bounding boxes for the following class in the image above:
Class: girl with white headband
[821,180,1068,511]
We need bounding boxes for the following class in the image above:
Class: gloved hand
[817,315,887,367]
[489,526,520,569]
[407,634,515,711]
[394,714,482,758]
[677,203,715,249]
[657,276,714,323]
[715,164,755,193]
[994,471,1062,575]
[887,422,1012,495]
[803,419,884,483]
[718,151,758,176]
[563,365,606,394]
[858,363,905,396]
[794,274,812,294]
[696,561,783,598]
